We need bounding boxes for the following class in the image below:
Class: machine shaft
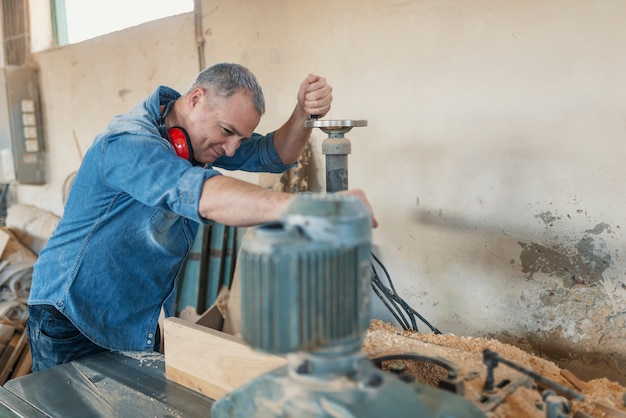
[304,119,367,192]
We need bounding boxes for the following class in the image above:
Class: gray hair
[187,63,265,115]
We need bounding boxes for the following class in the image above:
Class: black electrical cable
[370,276,409,330]
[370,261,416,330]
[370,252,418,330]
[370,251,442,334]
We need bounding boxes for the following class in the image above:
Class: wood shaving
[364,320,626,417]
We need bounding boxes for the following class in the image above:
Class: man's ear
[189,87,206,107]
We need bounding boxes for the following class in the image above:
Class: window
[56,0,193,45]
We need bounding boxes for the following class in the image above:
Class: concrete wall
[18,0,626,383]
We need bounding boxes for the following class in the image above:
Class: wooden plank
[0,331,27,385]
[0,229,11,257]
[560,369,588,391]
[163,317,286,400]
[10,343,31,379]
[595,403,626,418]
[561,369,626,418]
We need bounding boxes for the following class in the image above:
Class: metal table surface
[0,352,214,417]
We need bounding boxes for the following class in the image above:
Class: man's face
[184,88,261,164]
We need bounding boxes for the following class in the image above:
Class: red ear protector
[167,126,193,162]
[160,100,199,165]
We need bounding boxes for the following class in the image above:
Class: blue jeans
[26,304,107,372]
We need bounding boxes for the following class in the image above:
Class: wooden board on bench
[163,317,286,400]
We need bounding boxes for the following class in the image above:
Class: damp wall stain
[518,223,612,288]
[510,214,625,384]
[535,211,559,226]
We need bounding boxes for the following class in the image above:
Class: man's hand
[298,74,333,119]
[273,75,333,165]
[337,189,378,228]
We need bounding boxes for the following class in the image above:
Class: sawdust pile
[364,320,626,418]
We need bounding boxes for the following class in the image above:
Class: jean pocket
[35,306,82,341]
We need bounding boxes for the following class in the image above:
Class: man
[26,63,376,372]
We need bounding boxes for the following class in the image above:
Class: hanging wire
[370,251,442,334]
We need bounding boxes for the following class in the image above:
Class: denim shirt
[29,86,294,352]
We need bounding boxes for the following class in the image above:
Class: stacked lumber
[0,330,30,384]
[0,227,36,383]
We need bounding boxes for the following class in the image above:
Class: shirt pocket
[148,209,195,253]
[150,208,180,233]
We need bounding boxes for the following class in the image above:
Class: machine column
[304,119,367,193]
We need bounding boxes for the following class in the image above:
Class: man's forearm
[271,105,312,165]
[198,175,292,226]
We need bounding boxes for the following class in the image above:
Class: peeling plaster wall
[17,0,626,384]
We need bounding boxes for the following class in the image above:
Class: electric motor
[239,193,372,355]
